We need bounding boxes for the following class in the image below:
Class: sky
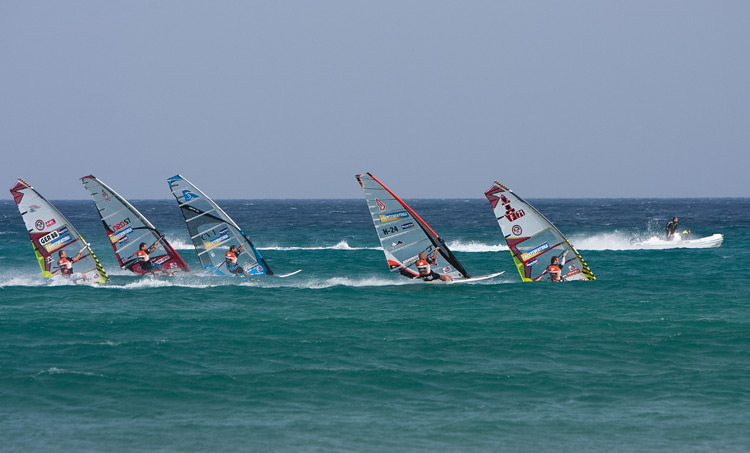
[1,1,748,200]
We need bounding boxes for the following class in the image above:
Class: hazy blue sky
[2,1,748,199]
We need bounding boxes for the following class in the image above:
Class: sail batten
[485,181,595,282]
[80,175,189,275]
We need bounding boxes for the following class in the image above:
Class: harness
[416,259,430,276]
[547,264,562,281]
[58,257,73,275]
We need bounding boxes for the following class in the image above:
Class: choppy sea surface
[1,197,749,452]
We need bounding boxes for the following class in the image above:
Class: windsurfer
[681,229,691,240]
[415,252,452,282]
[57,246,87,281]
[225,244,251,277]
[136,240,173,276]
[546,251,568,282]
[666,217,679,240]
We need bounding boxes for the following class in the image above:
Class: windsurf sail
[485,181,595,282]
[9,178,109,283]
[167,175,273,276]
[356,172,470,279]
[80,175,190,275]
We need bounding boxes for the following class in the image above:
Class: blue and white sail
[167,175,272,276]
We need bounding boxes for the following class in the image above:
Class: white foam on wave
[446,240,508,253]
[0,274,82,288]
[258,240,381,251]
[165,237,195,251]
[98,277,219,290]
[568,232,637,251]
[169,238,381,252]
[36,367,102,377]
[305,276,412,289]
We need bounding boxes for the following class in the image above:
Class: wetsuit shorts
[420,271,442,282]
[227,262,244,275]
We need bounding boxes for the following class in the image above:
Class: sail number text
[382,226,398,235]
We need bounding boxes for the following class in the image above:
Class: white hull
[632,233,723,249]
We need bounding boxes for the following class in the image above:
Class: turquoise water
[1,198,749,451]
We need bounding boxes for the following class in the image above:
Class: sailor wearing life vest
[136,239,173,276]
[57,244,88,281]
[546,250,568,282]
[225,244,251,277]
[413,251,452,282]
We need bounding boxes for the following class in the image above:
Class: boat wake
[569,232,724,250]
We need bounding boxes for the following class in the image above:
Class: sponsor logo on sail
[402,254,419,267]
[526,258,538,267]
[111,218,131,232]
[45,219,56,228]
[520,243,549,262]
[512,225,522,236]
[109,227,133,244]
[379,210,409,223]
[29,205,40,213]
[35,220,44,230]
[204,228,230,250]
[375,198,386,211]
[505,209,525,222]
[244,261,264,274]
[39,227,73,253]
[401,222,414,230]
[565,268,582,278]
[182,189,198,201]
[102,190,111,202]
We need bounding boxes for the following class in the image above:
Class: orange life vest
[225,251,238,264]
[416,259,430,276]
[136,250,149,262]
[58,257,73,273]
[547,264,561,281]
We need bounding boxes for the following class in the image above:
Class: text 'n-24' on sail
[167,174,273,277]
[10,178,109,284]
[80,175,190,275]
[485,181,595,282]
[356,172,470,280]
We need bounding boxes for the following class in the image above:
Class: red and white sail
[10,178,109,283]
[81,175,189,275]
[485,181,595,282]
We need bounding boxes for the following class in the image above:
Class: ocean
[1,197,749,451]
